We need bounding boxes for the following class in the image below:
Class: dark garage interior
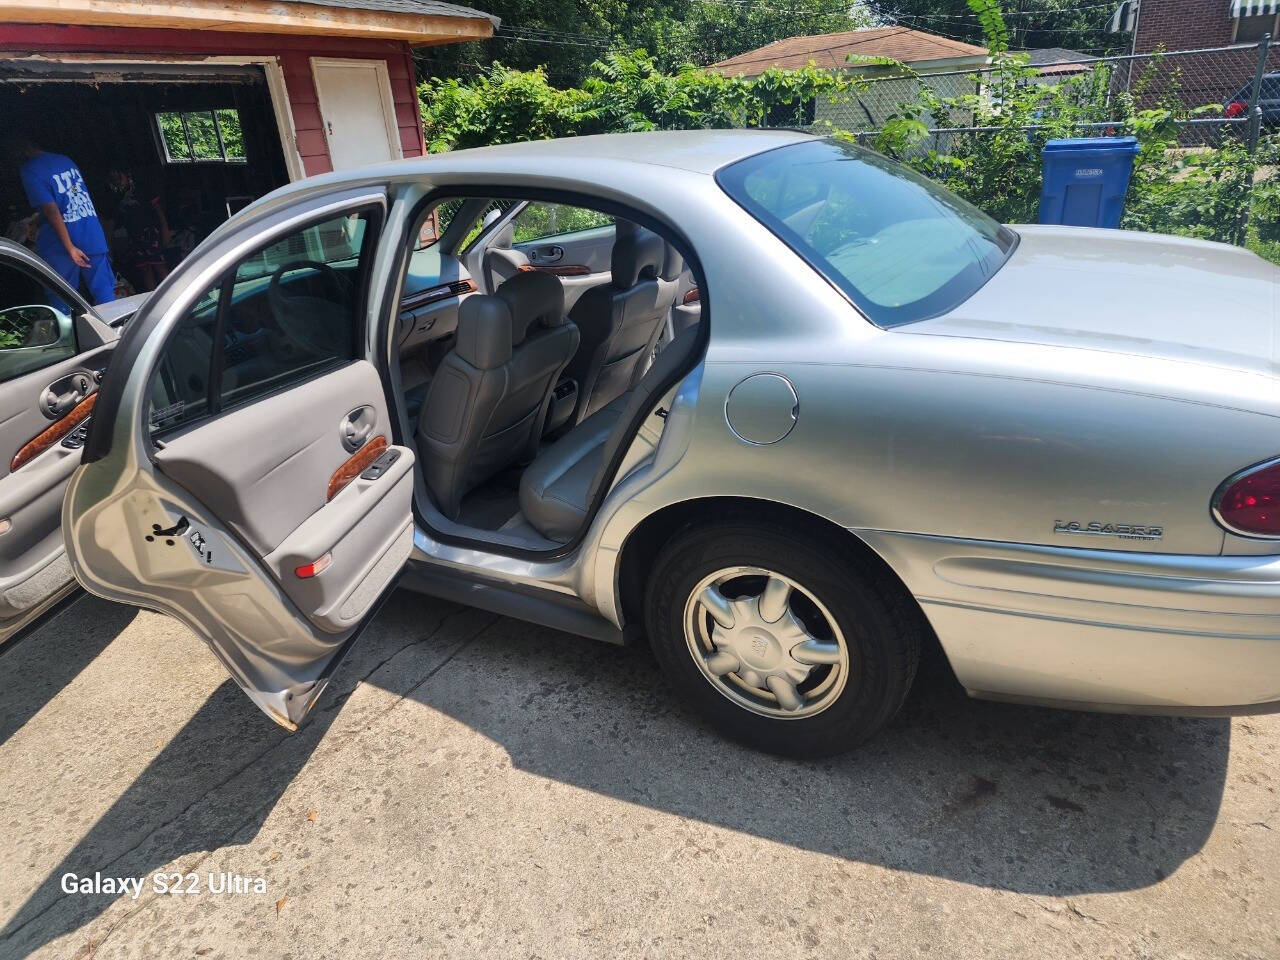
[1,63,290,298]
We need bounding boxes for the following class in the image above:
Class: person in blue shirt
[5,137,116,310]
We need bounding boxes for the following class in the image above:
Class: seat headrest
[496,269,567,344]
[611,220,666,288]
[661,242,684,281]
[456,295,513,370]
[456,271,567,369]
[491,221,515,250]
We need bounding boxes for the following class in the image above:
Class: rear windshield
[717,139,1017,327]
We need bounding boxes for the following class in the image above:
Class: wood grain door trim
[519,264,592,277]
[327,434,387,501]
[10,392,97,473]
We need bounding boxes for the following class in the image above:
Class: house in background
[0,0,494,292]
[1117,0,1278,52]
[709,26,990,131]
[1020,47,1095,84]
[1108,0,1274,118]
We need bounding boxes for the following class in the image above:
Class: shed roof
[709,27,989,77]
[296,0,498,26]
[0,0,497,46]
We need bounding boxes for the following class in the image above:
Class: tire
[643,520,921,759]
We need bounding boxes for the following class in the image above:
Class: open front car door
[62,191,415,729]
[0,241,119,647]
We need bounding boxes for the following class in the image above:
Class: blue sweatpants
[41,249,116,312]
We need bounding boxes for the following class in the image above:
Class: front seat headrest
[491,221,515,250]
[456,295,513,370]
[496,269,566,344]
[456,271,567,370]
[661,242,684,281]
[611,220,666,288]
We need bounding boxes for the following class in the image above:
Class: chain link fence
[777,36,1280,257]
[815,37,1274,152]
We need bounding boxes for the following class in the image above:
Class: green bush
[1248,174,1280,245]
[864,49,1280,247]
[420,49,861,152]
[419,43,1280,258]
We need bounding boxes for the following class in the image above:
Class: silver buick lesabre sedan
[3,129,1278,758]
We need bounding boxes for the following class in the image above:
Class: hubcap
[683,566,850,720]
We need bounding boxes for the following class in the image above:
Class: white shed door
[312,58,400,171]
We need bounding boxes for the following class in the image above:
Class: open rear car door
[62,190,416,729]
[0,241,118,647]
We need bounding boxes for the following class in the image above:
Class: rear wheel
[643,521,921,758]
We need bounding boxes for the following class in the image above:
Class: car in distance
[4,129,1280,759]
[1225,72,1280,126]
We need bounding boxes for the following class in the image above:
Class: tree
[416,0,878,86]
[878,0,1128,56]
[625,0,879,72]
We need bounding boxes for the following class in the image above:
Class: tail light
[1213,458,1280,537]
[1226,100,1248,118]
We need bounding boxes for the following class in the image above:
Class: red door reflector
[295,553,333,579]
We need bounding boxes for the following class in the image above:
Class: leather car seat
[482,222,529,293]
[519,327,699,541]
[417,271,579,519]
[561,221,681,425]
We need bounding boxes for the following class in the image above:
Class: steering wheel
[266,260,355,359]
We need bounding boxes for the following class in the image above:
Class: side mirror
[0,305,76,382]
[0,305,65,350]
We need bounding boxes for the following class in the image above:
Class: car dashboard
[398,248,477,352]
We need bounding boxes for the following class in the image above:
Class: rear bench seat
[519,328,698,542]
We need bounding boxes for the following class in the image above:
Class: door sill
[399,561,625,645]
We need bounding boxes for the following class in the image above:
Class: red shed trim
[0,26,432,177]
[0,0,495,47]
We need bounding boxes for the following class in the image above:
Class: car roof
[221,128,818,242]
[435,128,815,174]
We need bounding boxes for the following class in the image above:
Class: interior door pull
[343,423,371,448]
[340,406,377,453]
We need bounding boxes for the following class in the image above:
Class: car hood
[94,291,150,328]
[912,224,1280,378]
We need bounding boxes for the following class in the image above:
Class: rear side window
[511,202,614,243]
[717,139,1016,327]
[149,209,376,435]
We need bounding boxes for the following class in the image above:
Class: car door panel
[63,192,411,728]
[515,223,615,311]
[0,290,112,645]
[65,458,378,728]
[153,360,414,633]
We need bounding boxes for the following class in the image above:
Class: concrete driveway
[1,590,1277,959]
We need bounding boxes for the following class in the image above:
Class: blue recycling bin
[1038,137,1140,229]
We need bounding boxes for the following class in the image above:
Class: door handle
[340,405,377,453]
[343,422,372,449]
[43,372,91,418]
[45,389,80,418]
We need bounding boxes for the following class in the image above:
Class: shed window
[155,109,247,164]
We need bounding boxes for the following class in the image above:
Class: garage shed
[0,0,495,294]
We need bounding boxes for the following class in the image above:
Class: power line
[888,12,1120,44]
[881,1,1121,20]
[501,25,609,42]
[494,29,611,49]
